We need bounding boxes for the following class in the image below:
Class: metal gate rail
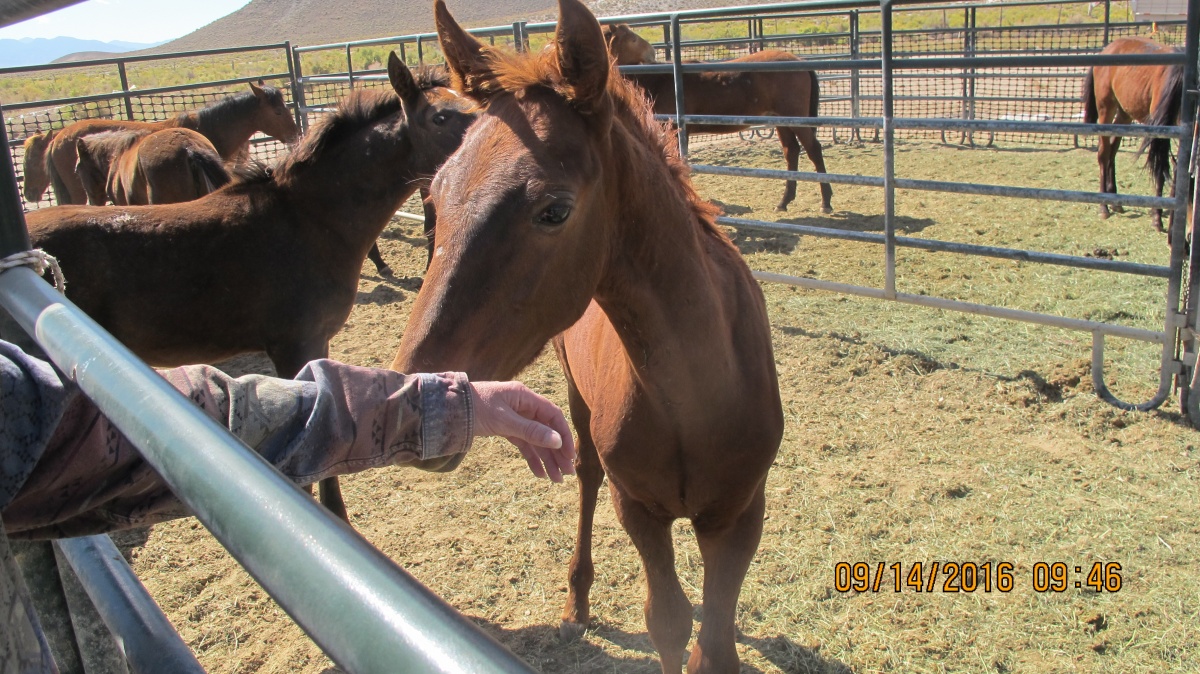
[643,0,1198,414]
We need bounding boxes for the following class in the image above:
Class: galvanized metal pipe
[694,164,885,187]
[719,216,1172,278]
[752,270,1167,344]
[880,0,897,298]
[55,535,205,674]
[671,14,689,158]
[0,268,537,674]
[0,43,290,75]
[668,114,1182,139]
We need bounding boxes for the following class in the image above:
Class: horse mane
[231,66,451,189]
[469,45,728,248]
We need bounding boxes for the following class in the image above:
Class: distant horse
[26,54,476,520]
[38,82,299,206]
[1082,36,1184,231]
[604,23,831,213]
[21,130,57,204]
[75,128,231,206]
[394,3,783,672]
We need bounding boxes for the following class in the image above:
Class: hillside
[158,0,781,51]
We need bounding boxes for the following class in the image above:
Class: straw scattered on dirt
[127,137,1198,673]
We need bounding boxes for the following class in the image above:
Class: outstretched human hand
[471,381,577,482]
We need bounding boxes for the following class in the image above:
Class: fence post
[881,0,896,299]
[346,44,355,89]
[512,22,526,53]
[286,41,307,132]
[1103,0,1111,44]
[967,6,978,146]
[757,17,766,51]
[661,22,671,61]
[116,61,134,121]
[747,18,756,53]
[850,10,861,143]
[417,35,424,64]
[670,14,689,158]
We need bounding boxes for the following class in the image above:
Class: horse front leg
[611,483,693,674]
[1097,135,1115,219]
[795,126,833,214]
[366,242,392,276]
[559,417,603,640]
[687,482,766,674]
[268,339,350,522]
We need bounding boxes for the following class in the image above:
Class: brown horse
[604,23,831,213]
[26,54,475,520]
[39,82,299,205]
[394,2,783,672]
[1083,36,1184,231]
[75,127,230,206]
[21,129,57,204]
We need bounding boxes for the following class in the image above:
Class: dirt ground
[125,135,1198,673]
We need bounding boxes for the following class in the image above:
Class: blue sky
[0,0,253,44]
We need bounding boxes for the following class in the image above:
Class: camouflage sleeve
[2,358,473,540]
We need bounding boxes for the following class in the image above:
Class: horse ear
[388,52,421,110]
[434,0,489,95]
[555,0,610,115]
[249,82,266,99]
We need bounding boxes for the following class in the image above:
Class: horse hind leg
[610,484,693,674]
[559,379,605,641]
[795,126,833,214]
[687,482,766,674]
[366,243,392,276]
[1108,133,1125,214]
[774,128,799,212]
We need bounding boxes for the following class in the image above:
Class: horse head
[21,130,55,202]
[603,23,657,65]
[395,0,630,381]
[248,82,302,145]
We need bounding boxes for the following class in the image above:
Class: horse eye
[431,112,449,125]
[537,202,572,226]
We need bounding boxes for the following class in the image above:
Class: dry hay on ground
[127,137,1197,673]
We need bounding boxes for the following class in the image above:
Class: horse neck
[591,131,742,370]
[280,144,419,260]
[190,104,259,160]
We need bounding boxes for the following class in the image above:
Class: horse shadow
[718,204,937,257]
[319,615,851,674]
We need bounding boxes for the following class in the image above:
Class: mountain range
[0,36,159,68]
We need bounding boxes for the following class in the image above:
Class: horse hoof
[1112,204,1125,214]
[559,620,587,642]
[378,265,393,277]
[821,206,833,214]
[774,204,789,212]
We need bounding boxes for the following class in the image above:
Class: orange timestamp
[833,561,1123,593]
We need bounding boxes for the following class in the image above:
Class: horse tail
[1139,62,1184,194]
[1081,67,1098,124]
[808,69,820,119]
[187,147,231,197]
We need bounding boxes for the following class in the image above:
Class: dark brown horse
[75,127,231,206]
[394,2,783,672]
[26,54,475,519]
[39,83,299,206]
[605,23,831,213]
[1083,36,1184,231]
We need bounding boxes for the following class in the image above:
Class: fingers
[471,381,577,482]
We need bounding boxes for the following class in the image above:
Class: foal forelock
[468,43,726,245]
